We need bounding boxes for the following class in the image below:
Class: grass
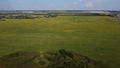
[0,16,120,68]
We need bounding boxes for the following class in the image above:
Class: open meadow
[0,16,120,68]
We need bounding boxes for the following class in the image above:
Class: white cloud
[72,0,104,8]
[86,1,93,8]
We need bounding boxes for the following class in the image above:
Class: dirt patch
[64,30,75,33]
[107,18,120,23]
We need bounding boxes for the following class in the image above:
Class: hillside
[0,49,101,68]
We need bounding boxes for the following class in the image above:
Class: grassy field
[0,16,120,68]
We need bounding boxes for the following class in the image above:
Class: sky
[0,0,120,10]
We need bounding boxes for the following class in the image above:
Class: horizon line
[0,10,120,11]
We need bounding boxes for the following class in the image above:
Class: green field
[0,16,120,68]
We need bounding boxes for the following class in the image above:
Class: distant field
[0,16,120,68]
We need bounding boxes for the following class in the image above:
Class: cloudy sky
[0,0,120,10]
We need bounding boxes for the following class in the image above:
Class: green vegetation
[0,16,120,68]
[0,50,101,68]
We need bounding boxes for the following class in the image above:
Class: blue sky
[0,0,120,10]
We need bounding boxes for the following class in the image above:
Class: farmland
[0,16,120,68]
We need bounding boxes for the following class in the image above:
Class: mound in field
[0,49,101,68]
